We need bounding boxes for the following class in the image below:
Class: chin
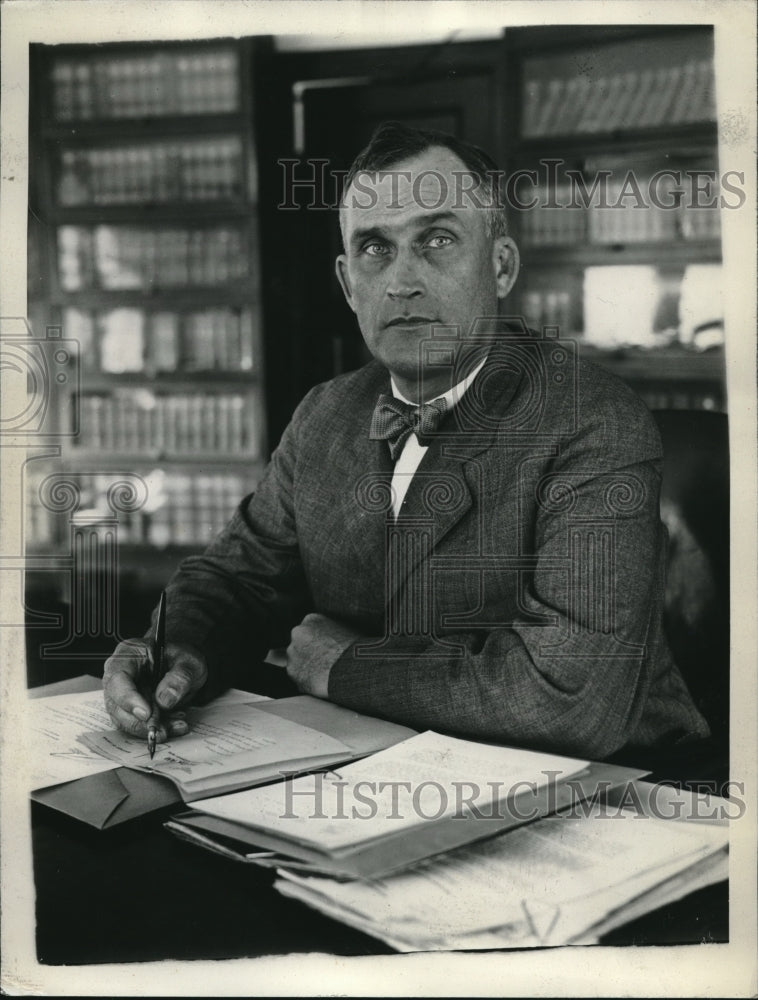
[374,351,428,382]
[369,330,433,369]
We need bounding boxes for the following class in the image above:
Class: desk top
[32,802,727,965]
[29,672,729,963]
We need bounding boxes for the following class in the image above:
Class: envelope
[32,765,182,829]
[29,674,182,829]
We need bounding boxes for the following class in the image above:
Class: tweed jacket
[164,335,710,760]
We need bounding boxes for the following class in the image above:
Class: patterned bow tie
[369,393,447,461]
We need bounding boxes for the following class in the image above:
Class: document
[27,690,124,790]
[27,685,268,791]
[273,802,729,952]
[189,730,589,851]
[81,701,354,800]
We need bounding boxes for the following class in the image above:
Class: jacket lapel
[337,368,395,582]
[388,343,527,595]
[331,341,529,614]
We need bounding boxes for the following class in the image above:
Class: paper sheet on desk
[190,730,589,851]
[26,686,269,791]
[27,690,123,789]
[273,803,728,952]
[80,701,352,798]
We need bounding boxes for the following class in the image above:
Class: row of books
[522,59,715,138]
[102,470,250,547]
[637,389,722,412]
[57,138,244,206]
[522,290,572,334]
[50,49,240,121]
[73,390,259,456]
[519,184,721,247]
[522,260,724,349]
[58,225,250,291]
[25,469,252,548]
[581,262,724,349]
[63,307,255,375]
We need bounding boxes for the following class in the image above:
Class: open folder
[29,677,415,828]
[167,731,648,879]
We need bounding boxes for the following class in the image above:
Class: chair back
[652,409,729,747]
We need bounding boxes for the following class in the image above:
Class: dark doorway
[260,40,504,443]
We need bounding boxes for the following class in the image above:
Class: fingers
[155,644,208,711]
[103,639,206,740]
[104,703,189,742]
[103,639,153,726]
[166,714,189,738]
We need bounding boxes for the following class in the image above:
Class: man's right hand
[103,639,208,743]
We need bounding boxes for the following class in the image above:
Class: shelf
[52,286,257,308]
[513,121,718,159]
[50,203,254,224]
[77,372,259,390]
[42,113,249,141]
[505,24,711,53]
[521,240,722,268]
[578,345,725,382]
[61,450,265,467]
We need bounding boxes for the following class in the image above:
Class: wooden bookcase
[501,25,726,412]
[27,39,267,570]
[26,29,729,567]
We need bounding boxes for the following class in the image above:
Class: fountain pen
[146,590,167,760]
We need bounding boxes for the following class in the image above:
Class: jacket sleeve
[155,387,319,690]
[327,393,678,759]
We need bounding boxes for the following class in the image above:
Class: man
[104,122,709,761]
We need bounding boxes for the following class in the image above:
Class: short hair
[339,120,508,243]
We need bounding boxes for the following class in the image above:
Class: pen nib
[148,728,157,760]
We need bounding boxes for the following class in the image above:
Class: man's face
[336,147,519,387]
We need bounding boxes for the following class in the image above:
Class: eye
[424,234,454,249]
[362,241,390,257]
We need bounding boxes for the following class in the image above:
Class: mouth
[384,316,436,329]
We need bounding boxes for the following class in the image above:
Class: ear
[335,255,357,314]
[492,236,520,300]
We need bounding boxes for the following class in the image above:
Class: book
[533,78,564,137]
[605,69,640,132]
[170,731,646,879]
[78,695,415,803]
[51,49,240,121]
[576,74,608,133]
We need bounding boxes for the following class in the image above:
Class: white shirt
[389,354,487,518]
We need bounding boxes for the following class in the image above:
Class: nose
[386,247,424,300]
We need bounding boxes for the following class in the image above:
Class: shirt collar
[390,352,488,409]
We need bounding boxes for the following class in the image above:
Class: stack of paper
[273,799,728,952]
[168,732,648,879]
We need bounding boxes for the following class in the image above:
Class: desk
[31,803,728,964]
[30,670,729,964]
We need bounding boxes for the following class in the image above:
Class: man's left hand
[285,613,363,698]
